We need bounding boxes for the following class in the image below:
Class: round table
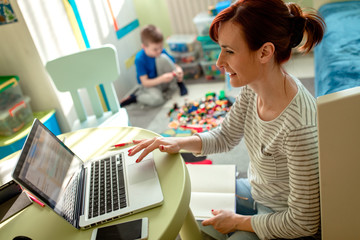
[0,127,201,240]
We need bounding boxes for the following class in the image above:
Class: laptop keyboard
[63,176,79,223]
[88,154,127,219]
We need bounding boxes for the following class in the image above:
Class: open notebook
[186,164,236,220]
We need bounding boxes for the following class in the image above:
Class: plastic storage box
[0,96,33,136]
[0,76,33,136]
[202,45,221,62]
[179,61,203,80]
[166,34,197,53]
[171,48,199,64]
[197,35,221,61]
[200,61,225,80]
[197,35,218,48]
[0,76,23,105]
[193,12,215,36]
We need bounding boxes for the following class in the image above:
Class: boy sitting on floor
[121,24,188,107]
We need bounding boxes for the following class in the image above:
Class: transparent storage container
[200,61,225,80]
[0,96,33,136]
[171,48,199,64]
[193,12,215,36]
[0,76,33,136]
[202,45,221,62]
[197,35,221,61]
[0,76,23,107]
[179,61,202,80]
[197,35,218,48]
[166,34,198,53]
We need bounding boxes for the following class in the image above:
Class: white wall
[75,0,140,99]
[0,0,140,132]
[0,0,70,131]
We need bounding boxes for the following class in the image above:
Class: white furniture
[317,86,360,239]
[46,45,129,131]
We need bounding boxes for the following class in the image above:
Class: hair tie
[290,16,305,48]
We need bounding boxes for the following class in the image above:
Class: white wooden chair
[46,45,129,131]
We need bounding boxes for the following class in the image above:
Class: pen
[26,191,45,207]
[111,141,134,148]
[20,186,45,207]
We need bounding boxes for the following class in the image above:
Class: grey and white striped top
[197,77,320,239]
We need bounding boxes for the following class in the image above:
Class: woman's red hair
[209,0,325,64]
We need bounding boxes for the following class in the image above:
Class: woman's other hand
[202,209,254,234]
[202,209,239,234]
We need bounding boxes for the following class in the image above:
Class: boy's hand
[161,72,174,83]
[174,67,184,82]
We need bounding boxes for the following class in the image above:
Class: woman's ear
[258,42,275,63]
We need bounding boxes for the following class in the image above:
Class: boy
[121,24,188,107]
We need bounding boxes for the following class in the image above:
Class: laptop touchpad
[127,159,156,185]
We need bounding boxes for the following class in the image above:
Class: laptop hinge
[74,166,86,229]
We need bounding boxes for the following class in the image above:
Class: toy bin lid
[193,12,215,24]
[167,34,197,44]
[0,76,20,94]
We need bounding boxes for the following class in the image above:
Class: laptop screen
[12,119,83,217]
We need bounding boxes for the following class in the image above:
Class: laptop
[12,119,163,229]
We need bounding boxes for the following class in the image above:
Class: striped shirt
[197,77,320,239]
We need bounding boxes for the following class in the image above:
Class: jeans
[227,179,274,240]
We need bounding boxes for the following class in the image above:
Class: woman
[129,0,325,239]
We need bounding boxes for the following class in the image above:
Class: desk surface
[0,127,192,240]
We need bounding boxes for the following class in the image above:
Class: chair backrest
[46,45,121,122]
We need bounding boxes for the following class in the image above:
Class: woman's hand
[202,209,239,234]
[202,209,254,234]
[129,136,202,163]
[128,137,182,163]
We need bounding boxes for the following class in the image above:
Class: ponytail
[287,3,326,53]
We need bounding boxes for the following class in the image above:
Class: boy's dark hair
[140,24,164,45]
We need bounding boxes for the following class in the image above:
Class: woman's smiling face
[216,21,261,88]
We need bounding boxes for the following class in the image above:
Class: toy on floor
[166,90,232,134]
